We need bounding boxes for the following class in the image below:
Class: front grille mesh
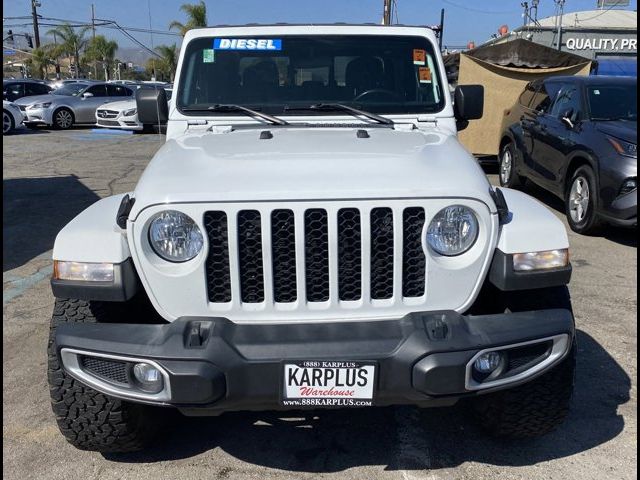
[271,209,297,303]
[203,206,427,307]
[204,211,232,302]
[237,210,265,303]
[402,207,426,298]
[81,356,129,385]
[338,208,362,301]
[370,208,395,300]
[304,209,330,302]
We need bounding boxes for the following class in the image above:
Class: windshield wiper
[285,103,394,126]
[182,104,289,126]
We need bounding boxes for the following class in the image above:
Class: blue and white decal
[213,38,282,51]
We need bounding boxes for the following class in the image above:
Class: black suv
[499,75,637,234]
[3,79,53,102]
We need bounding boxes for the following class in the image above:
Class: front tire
[3,110,14,135]
[48,298,162,452]
[471,286,575,438]
[565,165,601,235]
[499,142,524,188]
[52,108,74,130]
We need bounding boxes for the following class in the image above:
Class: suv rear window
[177,34,445,115]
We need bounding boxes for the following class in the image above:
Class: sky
[3,0,638,53]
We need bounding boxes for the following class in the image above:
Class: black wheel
[48,298,162,452]
[3,110,14,135]
[471,286,576,438]
[52,108,74,129]
[140,124,155,134]
[498,142,524,188]
[565,165,601,235]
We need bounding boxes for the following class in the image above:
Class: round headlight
[148,210,204,262]
[427,205,479,256]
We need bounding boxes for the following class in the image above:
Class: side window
[106,85,132,96]
[550,85,582,118]
[5,83,24,100]
[530,82,560,115]
[86,85,108,97]
[36,83,51,94]
[25,83,43,95]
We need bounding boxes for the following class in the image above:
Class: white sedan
[3,100,24,135]
[95,88,172,133]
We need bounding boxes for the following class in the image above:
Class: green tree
[46,23,90,78]
[26,45,55,79]
[85,35,119,80]
[169,1,208,36]
[154,44,178,81]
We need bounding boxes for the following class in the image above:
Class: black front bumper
[55,309,574,415]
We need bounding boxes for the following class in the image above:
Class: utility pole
[438,8,445,50]
[382,0,392,25]
[555,0,566,50]
[31,0,41,48]
[521,2,529,27]
[91,4,98,79]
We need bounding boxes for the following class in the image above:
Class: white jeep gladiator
[48,25,575,452]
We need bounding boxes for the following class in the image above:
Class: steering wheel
[352,89,400,102]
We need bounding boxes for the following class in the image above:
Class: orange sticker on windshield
[418,67,432,83]
[413,49,426,65]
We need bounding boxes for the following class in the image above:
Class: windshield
[177,35,445,116]
[588,83,637,121]
[53,84,89,96]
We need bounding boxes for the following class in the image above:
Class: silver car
[15,82,134,129]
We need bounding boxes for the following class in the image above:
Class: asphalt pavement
[3,127,637,480]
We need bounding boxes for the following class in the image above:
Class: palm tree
[85,35,119,80]
[154,44,178,81]
[46,23,90,78]
[27,45,55,79]
[169,1,208,36]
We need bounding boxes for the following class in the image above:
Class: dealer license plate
[282,361,376,407]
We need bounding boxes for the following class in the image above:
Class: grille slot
[81,356,129,385]
[370,208,394,300]
[402,207,426,297]
[204,211,232,303]
[237,210,265,303]
[304,209,330,302]
[271,209,297,303]
[338,208,362,301]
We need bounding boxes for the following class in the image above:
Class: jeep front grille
[203,205,427,306]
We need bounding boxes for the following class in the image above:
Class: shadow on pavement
[3,175,99,271]
[105,330,629,472]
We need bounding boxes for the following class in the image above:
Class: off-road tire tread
[474,345,575,438]
[48,298,159,452]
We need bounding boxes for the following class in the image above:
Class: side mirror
[82,92,93,98]
[454,85,484,131]
[561,108,575,129]
[136,87,168,125]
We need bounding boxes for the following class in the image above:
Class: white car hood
[98,99,135,111]
[131,127,495,218]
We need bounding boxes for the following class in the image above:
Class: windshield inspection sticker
[203,49,215,63]
[413,49,426,65]
[418,67,432,83]
[213,38,282,51]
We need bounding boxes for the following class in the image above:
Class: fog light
[132,363,163,393]
[473,352,502,374]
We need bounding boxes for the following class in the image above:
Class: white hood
[98,99,135,111]
[131,127,495,218]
